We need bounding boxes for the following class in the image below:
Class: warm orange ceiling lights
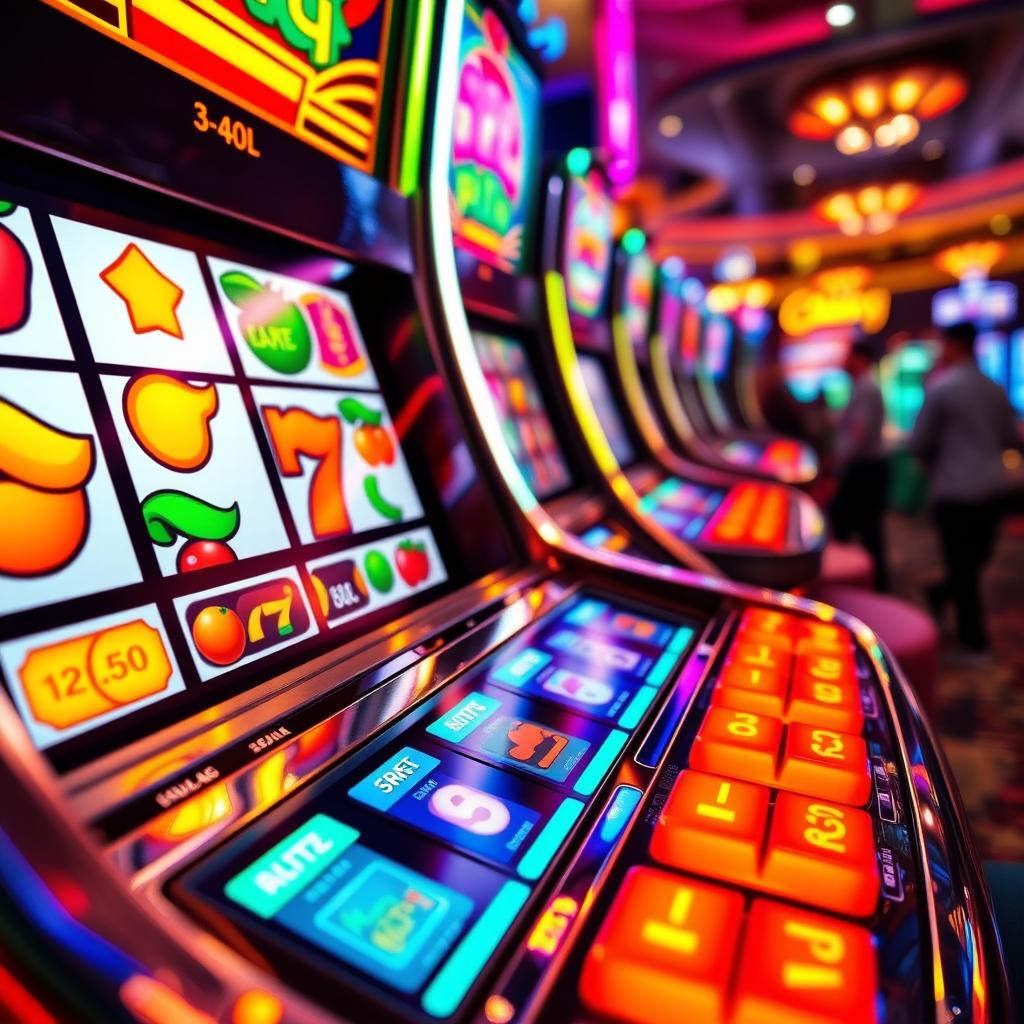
[815,181,922,236]
[933,240,1007,280]
[789,64,967,155]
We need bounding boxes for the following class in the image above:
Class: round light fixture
[921,138,945,161]
[792,163,817,186]
[815,181,922,236]
[826,3,856,28]
[990,213,1012,236]
[659,114,684,138]
[789,64,966,156]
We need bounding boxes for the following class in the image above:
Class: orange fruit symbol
[192,606,246,666]
[0,399,96,577]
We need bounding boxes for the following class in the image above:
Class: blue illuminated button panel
[175,591,701,1021]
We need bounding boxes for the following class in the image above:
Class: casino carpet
[887,513,1024,861]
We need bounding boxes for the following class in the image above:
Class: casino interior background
[1,1,1023,1023]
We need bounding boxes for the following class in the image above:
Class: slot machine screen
[702,315,733,381]
[0,186,510,771]
[563,170,614,321]
[1012,328,1024,416]
[473,332,574,498]
[621,250,656,350]
[577,354,637,466]
[449,0,542,275]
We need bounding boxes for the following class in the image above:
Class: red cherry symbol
[395,540,430,586]
[0,219,31,334]
[177,539,237,573]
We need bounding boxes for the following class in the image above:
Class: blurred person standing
[910,321,1021,652]
[829,338,889,590]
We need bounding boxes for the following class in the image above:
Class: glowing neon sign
[49,0,392,173]
[450,2,540,273]
[564,169,614,319]
[779,267,891,338]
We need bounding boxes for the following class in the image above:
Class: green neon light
[622,227,647,255]
[566,147,592,177]
[399,0,436,196]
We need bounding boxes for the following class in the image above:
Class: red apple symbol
[395,540,430,586]
[0,211,31,334]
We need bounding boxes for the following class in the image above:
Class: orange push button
[732,900,878,1024]
[729,640,791,677]
[713,663,787,717]
[778,724,871,805]
[734,626,794,654]
[741,607,799,639]
[651,770,769,884]
[689,708,782,785]
[796,620,853,655]
[762,793,880,918]
[579,867,744,1024]
[788,654,863,734]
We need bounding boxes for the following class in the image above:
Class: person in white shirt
[830,339,889,590]
[910,321,1021,651]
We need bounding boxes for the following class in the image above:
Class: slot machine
[0,3,1011,1024]
[652,271,819,486]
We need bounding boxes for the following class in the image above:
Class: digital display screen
[976,331,1008,388]
[175,591,698,1020]
[473,332,573,499]
[577,354,637,466]
[702,315,733,381]
[563,170,614,320]
[0,188,470,765]
[450,0,542,274]
[622,251,656,350]
[638,478,727,542]
[46,0,397,175]
[1012,330,1024,416]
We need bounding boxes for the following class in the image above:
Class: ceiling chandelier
[815,181,922,236]
[789,64,967,155]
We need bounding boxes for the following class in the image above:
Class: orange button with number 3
[690,707,782,785]
[651,770,770,884]
[762,793,880,917]
[733,900,878,1024]
[778,723,871,805]
[580,867,744,1024]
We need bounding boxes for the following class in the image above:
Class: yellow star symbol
[100,243,185,339]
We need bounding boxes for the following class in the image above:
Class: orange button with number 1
[732,900,878,1024]
[579,868,744,1024]
[762,793,880,918]
[741,607,799,639]
[778,724,871,805]
[689,708,782,785]
[713,663,788,717]
[651,770,769,884]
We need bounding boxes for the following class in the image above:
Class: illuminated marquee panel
[450,0,542,274]
[563,170,614,320]
[46,0,395,173]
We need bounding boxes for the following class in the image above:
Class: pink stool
[819,542,875,589]
[807,583,940,718]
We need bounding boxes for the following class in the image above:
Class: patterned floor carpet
[887,513,1024,861]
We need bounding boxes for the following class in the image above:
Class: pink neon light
[595,0,638,188]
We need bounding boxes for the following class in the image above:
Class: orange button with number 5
[690,708,782,785]
[732,900,878,1024]
[762,793,880,917]
[651,770,770,884]
[713,663,787,717]
[788,655,863,734]
[580,867,744,1024]
[778,724,870,805]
